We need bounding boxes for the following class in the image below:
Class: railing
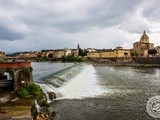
[0,80,13,88]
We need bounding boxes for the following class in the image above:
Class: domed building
[133,31,154,57]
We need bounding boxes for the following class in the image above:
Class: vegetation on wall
[20,67,32,78]
[18,82,44,99]
[148,49,157,56]
[62,54,84,62]
[131,51,139,57]
[6,68,14,77]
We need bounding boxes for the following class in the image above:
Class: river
[32,62,160,120]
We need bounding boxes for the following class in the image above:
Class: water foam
[57,64,106,99]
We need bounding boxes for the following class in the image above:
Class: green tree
[79,48,87,57]
[62,54,84,62]
[131,53,134,57]
[135,51,139,57]
[18,88,29,98]
[148,49,157,56]
[61,55,66,62]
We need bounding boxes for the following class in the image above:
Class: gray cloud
[16,0,144,33]
[0,25,24,40]
[142,0,160,23]
[0,0,159,52]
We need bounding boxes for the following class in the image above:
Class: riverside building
[87,47,131,59]
[133,31,154,57]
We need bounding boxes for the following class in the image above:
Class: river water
[32,62,160,120]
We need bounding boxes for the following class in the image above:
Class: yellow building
[133,31,154,57]
[114,48,131,58]
[87,47,131,59]
[100,50,115,58]
[87,51,101,58]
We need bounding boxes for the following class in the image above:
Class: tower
[77,44,80,50]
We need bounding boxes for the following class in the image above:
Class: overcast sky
[0,0,160,52]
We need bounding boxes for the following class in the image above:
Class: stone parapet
[0,62,31,69]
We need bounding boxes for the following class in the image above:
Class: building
[71,49,79,56]
[0,51,6,59]
[87,51,101,58]
[114,47,131,58]
[53,49,65,59]
[15,51,38,59]
[86,48,96,53]
[52,48,71,59]
[47,45,79,59]
[64,48,71,57]
[133,31,154,57]
[71,44,80,56]
[87,47,131,59]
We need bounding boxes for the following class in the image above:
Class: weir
[36,64,105,100]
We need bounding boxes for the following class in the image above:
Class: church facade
[133,31,154,57]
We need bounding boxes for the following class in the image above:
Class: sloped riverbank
[0,92,34,120]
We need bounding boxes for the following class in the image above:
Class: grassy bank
[0,95,35,120]
[0,82,59,120]
[0,82,43,120]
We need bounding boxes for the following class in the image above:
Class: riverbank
[92,62,160,67]
[0,84,59,120]
[0,91,34,120]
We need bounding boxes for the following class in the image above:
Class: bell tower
[77,44,80,50]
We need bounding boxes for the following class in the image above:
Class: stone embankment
[93,62,160,67]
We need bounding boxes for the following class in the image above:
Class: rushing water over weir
[33,63,105,101]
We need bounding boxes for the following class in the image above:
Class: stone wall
[134,57,160,64]
[13,68,33,91]
[0,62,31,69]
[0,62,33,92]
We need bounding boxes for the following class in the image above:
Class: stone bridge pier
[0,62,33,92]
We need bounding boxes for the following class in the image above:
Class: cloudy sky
[0,0,160,53]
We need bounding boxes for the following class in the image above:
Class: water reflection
[133,67,158,75]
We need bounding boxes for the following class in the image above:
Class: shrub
[39,100,49,107]
[17,83,43,98]
[27,83,42,97]
[18,88,29,98]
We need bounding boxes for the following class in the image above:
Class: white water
[57,65,106,99]
[36,64,107,100]
[39,84,53,103]
[35,100,40,112]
